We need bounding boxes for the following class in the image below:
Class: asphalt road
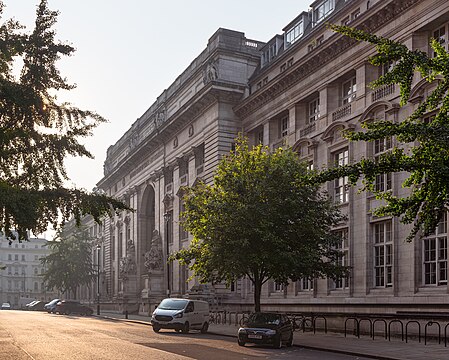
[0,310,371,359]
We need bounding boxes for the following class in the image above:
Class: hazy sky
[5,0,311,191]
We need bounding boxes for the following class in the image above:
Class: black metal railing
[208,310,449,347]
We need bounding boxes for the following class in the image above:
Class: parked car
[28,301,46,311]
[237,312,293,348]
[1,302,11,310]
[44,298,60,313]
[151,298,209,333]
[55,300,93,316]
[25,300,39,309]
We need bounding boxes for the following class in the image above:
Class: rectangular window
[432,24,448,56]
[334,149,349,203]
[257,128,264,145]
[334,229,349,289]
[423,214,447,286]
[195,144,205,175]
[285,21,303,47]
[298,278,314,291]
[313,0,335,24]
[279,116,288,138]
[179,201,189,242]
[179,159,188,185]
[374,137,392,192]
[308,98,320,123]
[165,169,174,193]
[342,77,357,105]
[274,282,284,292]
[373,220,393,287]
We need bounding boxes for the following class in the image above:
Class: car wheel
[182,322,190,334]
[238,338,245,347]
[153,325,161,333]
[200,322,209,334]
[286,333,293,347]
[274,335,282,349]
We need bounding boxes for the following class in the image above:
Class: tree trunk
[253,279,262,312]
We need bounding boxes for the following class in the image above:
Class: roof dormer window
[285,20,304,48]
[313,0,335,25]
[262,43,278,66]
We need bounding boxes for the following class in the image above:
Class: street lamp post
[163,212,171,297]
[96,245,101,315]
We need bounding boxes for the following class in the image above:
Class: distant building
[0,235,58,308]
[73,0,449,315]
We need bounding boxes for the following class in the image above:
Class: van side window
[186,302,194,313]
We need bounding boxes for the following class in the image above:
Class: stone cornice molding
[98,85,245,189]
[235,0,421,119]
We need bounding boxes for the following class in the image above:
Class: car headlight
[174,312,183,318]
[238,328,247,333]
[265,329,276,335]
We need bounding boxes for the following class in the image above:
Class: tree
[0,0,129,241]
[173,138,347,312]
[41,226,94,298]
[316,24,449,241]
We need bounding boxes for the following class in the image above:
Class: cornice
[235,0,421,119]
[98,83,245,189]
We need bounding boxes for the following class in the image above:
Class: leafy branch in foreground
[317,24,449,241]
[0,0,130,240]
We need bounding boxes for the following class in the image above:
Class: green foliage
[318,24,449,241]
[0,1,129,240]
[173,137,347,311]
[41,226,95,298]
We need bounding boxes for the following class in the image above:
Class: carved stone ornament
[129,130,139,149]
[119,254,136,280]
[155,107,166,126]
[144,230,164,272]
[202,59,219,84]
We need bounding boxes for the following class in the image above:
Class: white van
[151,298,209,334]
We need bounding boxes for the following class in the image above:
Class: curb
[95,315,398,360]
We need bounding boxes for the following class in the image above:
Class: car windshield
[247,313,281,325]
[158,299,188,310]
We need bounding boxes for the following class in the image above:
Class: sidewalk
[96,311,449,360]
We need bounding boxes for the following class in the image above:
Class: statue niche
[119,239,137,280]
[144,230,164,272]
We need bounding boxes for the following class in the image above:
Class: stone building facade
[0,235,58,308]
[77,0,449,315]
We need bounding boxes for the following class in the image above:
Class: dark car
[44,298,60,313]
[28,301,46,311]
[237,312,293,348]
[55,300,93,316]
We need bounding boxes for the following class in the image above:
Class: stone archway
[139,184,156,278]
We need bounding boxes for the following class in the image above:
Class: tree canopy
[317,24,449,241]
[0,0,129,241]
[41,226,95,298]
[173,138,347,311]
